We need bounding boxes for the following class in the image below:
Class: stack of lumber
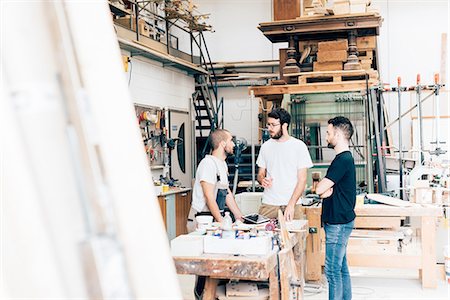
[357,36,376,70]
[314,39,348,71]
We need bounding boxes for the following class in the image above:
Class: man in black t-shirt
[316,116,356,300]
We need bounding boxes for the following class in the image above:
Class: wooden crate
[298,70,378,84]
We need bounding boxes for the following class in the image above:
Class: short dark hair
[328,116,354,140]
[209,129,231,150]
[268,108,291,128]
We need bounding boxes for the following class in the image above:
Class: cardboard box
[317,50,348,62]
[318,39,348,52]
[204,236,272,256]
[313,61,343,71]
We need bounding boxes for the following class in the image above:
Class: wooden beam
[320,253,422,269]
[354,204,442,217]
[258,13,382,43]
[249,80,376,96]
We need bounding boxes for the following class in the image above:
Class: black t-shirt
[321,151,356,224]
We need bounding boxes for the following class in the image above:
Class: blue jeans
[324,220,354,300]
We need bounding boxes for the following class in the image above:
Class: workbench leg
[305,206,322,281]
[269,270,280,300]
[421,216,437,288]
[202,277,218,300]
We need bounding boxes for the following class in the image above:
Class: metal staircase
[191,31,223,163]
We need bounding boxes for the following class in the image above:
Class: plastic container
[196,215,213,230]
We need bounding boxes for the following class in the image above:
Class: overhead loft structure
[109,0,222,164]
[250,9,384,194]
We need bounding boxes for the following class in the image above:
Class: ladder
[191,31,223,162]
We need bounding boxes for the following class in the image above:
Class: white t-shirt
[256,137,313,206]
[192,155,229,212]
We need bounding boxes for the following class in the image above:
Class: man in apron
[186,129,243,299]
[187,129,243,231]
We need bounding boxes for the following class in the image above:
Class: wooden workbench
[173,222,308,300]
[303,204,442,288]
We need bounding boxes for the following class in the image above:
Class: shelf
[117,37,207,75]
[258,12,383,43]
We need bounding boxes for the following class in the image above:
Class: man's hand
[261,177,273,188]
[284,203,295,222]
[320,187,333,199]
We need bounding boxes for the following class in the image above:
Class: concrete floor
[178,267,450,300]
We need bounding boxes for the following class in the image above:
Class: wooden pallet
[295,70,378,84]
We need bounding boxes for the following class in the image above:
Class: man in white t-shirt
[187,129,243,233]
[257,108,313,221]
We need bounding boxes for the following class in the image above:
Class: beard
[225,147,234,156]
[271,128,283,140]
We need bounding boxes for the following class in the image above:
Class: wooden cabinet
[157,190,191,239]
[175,191,191,236]
[157,195,167,229]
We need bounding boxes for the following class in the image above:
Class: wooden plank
[317,50,348,62]
[313,61,343,71]
[273,0,301,21]
[366,193,413,207]
[269,269,280,300]
[355,204,442,217]
[279,48,288,82]
[350,229,404,240]
[318,39,348,51]
[319,252,422,268]
[298,69,377,84]
[357,36,376,49]
[304,206,322,281]
[287,69,377,77]
[278,210,301,300]
[421,216,437,288]
[249,80,377,96]
[259,13,382,43]
[173,252,278,280]
[354,216,404,229]
[203,277,219,300]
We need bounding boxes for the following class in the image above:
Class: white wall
[196,0,287,62]
[221,87,260,145]
[122,50,195,111]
